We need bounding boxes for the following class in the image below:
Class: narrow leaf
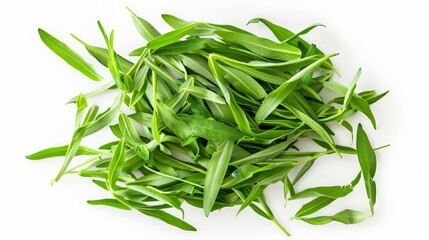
[26,145,100,160]
[204,140,234,216]
[38,29,103,81]
[357,124,377,215]
[108,138,126,189]
[297,209,370,225]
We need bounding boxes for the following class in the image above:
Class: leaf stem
[259,197,291,237]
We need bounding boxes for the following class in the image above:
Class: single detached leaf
[204,140,234,216]
[297,209,370,225]
[38,29,102,81]
[138,208,196,231]
[87,198,131,210]
[295,196,335,217]
[127,7,160,41]
[357,124,377,215]
[26,145,100,160]
[290,173,361,200]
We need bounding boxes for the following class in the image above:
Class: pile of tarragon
[27,8,388,236]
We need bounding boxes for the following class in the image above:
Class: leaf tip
[246,18,260,25]
[203,208,211,217]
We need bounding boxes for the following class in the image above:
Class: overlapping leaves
[29,9,387,237]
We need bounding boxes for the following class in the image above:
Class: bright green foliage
[29,10,388,237]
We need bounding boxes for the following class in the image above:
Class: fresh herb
[28,9,388,236]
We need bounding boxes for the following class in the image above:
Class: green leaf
[297,209,370,225]
[84,94,124,136]
[203,140,234,216]
[182,85,225,104]
[144,58,182,86]
[127,185,182,211]
[147,22,200,50]
[292,161,315,184]
[87,198,131,210]
[161,14,194,29]
[247,18,329,65]
[157,102,193,141]
[247,18,295,42]
[232,165,260,179]
[206,101,235,124]
[365,90,389,105]
[180,54,216,83]
[26,145,100,160]
[295,196,335,217]
[127,7,160,41]
[53,125,87,183]
[108,138,126,189]
[211,54,286,85]
[155,38,222,56]
[167,77,194,112]
[343,68,361,109]
[118,113,144,145]
[215,31,301,61]
[180,115,243,141]
[230,133,303,166]
[138,208,196,231]
[66,81,115,104]
[323,81,377,128]
[357,124,377,215]
[238,167,289,213]
[221,65,266,100]
[208,55,253,136]
[285,24,325,44]
[96,22,125,91]
[284,103,339,156]
[71,34,134,73]
[290,173,361,200]
[233,189,270,220]
[38,29,102,81]
[255,53,337,123]
[351,96,377,129]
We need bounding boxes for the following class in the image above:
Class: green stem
[127,47,148,76]
[64,154,102,174]
[259,197,291,237]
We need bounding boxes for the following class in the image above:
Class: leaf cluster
[28,9,388,236]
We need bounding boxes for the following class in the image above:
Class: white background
[0,0,427,239]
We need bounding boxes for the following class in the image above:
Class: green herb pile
[27,8,388,236]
